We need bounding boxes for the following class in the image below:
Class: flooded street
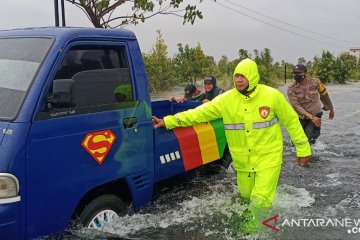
[48,82,360,240]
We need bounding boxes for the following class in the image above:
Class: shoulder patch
[318,80,327,95]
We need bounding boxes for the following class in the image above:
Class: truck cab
[0,27,227,239]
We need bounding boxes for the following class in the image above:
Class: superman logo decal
[81,129,117,165]
[259,106,270,119]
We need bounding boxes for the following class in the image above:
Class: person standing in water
[152,58,311,232]
[287,64,334,145]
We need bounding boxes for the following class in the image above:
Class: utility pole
[54,0,59,27]
[54,0,66,27]
[61,0,66,27]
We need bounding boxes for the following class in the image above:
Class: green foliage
[311,51,358,83]
[217,56,229,74]
[297,57,306,65]
[173,43,211,85]
[68,1,360,86]
[251,48,278,86]
[238,49,251,61]
[350,58,360,79]
[67,0,204,28]
[259,48,273,85]
[313,51,335,83]
[213,56,233,89]
[333,53,357,83]
[142,30,175,93]
[183,4,203,24]
[142,35,360,94]
[95,0,110,9]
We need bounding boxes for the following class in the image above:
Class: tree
[142,30,175,93]
[297,57,306,65]
[193,43,212,78]
[173,42,209,85]
[67,0,204,28]
[238,49,251,61]
[306,60,314,76]
[314,51,335,83]
[257,48,274,86]
[333,53,357,83]
[253,49,261,64]
[217,55,231,76]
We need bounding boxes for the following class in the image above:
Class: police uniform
[163,59,311,208]
[287,78,334,143]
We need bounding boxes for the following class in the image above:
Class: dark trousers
[299,112,323,144]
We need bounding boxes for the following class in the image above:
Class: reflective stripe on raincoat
[164,59,311,172]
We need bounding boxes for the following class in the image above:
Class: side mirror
[47,79,75,108]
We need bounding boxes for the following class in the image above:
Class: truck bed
[151,100,226,182]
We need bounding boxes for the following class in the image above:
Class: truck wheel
[220,150,234,172]
[78,195,127,229]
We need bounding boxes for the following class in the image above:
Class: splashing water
[43,83,360,240]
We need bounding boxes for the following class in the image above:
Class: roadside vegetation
[66,1,360,94]
[143,31,360,93]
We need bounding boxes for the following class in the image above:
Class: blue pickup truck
[0,27,229,239]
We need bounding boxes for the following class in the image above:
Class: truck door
[25,42,153,237]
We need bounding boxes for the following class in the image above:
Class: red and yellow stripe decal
[173,119,226,171]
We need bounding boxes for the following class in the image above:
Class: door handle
[123,117,137,128]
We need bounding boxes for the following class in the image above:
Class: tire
[200,149,234,175]
[78,194,127,229]
[220,149,235,172]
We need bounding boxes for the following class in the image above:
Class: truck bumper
[0,198,21,240]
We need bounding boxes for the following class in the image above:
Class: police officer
[287,64,334,146]
[152,58,311,211]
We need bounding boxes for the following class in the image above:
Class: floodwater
[46,82,360,240]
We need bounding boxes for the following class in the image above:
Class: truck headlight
[0,174,19,199]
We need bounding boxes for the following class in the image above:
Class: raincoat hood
[233,58,260,91]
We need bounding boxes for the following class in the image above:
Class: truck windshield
[0,37,53,120]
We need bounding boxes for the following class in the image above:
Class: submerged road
[46,82,360,240]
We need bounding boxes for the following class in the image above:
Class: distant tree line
[143,31,360,93]
[66,1,359,93]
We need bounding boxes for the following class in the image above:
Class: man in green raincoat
[152,58,311,215]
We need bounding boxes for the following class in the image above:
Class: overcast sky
[0,0,359,63]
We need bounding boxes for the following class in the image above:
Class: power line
[223,0,359,46]
[211,0,349,49]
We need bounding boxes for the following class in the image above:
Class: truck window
[0,37,53,120]
[46,45,134,112]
